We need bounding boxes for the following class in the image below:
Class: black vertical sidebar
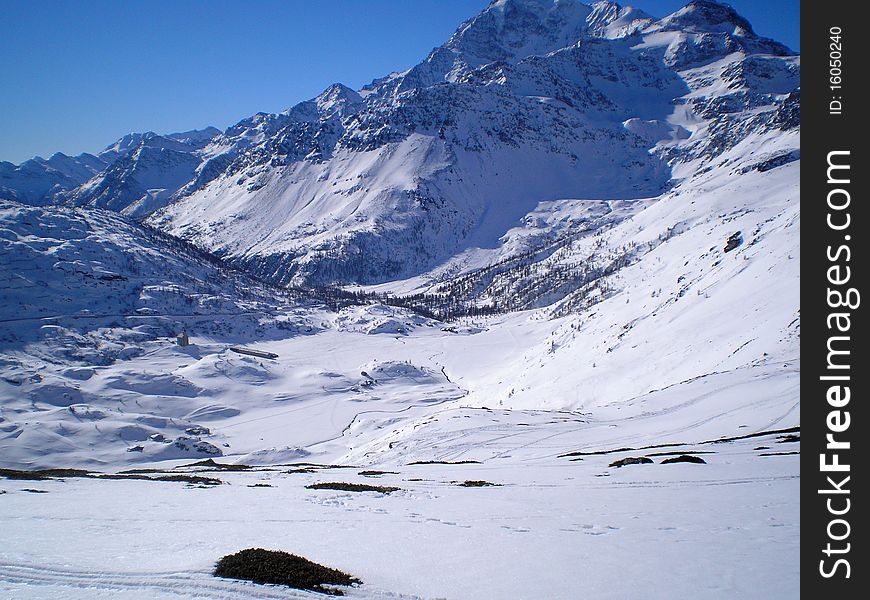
[802,2,865,597]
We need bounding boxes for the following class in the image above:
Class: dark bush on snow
[661,455,707,464]
[0,468,91,480]
[181,458,252,471]
[214,548,361,595]
[458,480,500,487]
[306,481,400,493]
[407,459,480,465]
[608,456,654,468]
[97,473,222,485]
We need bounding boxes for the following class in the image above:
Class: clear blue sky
[0,0,799,164]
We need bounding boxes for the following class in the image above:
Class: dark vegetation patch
[248,483,272,488]
[97,474,222,485]
[609,457,654,468]
[645,450,714,457]
[754,446,770,451]
[286,468,319,474]
[0,468,91,481]
[98,473,163,481]
[4,467,232,482]
[561,442,689,458]
[282,463,356,470]
[660,455,707,464]
[457,480,500,487]
[563,447,639,458]
[759,451,800,457]
[180,459,253,471]
[560,427,800,458]
[306,482,400,493]
[1,467,222,485]
[358,470,398,476]
[214,548,361,595]
[21,488,49,493]
[776,434,800,443]
[32,468,91,478]
[708,426,800,445]
[118,468,168,475]
[153,474,223,485]
[1,469,51,481]
[407,460,481,465]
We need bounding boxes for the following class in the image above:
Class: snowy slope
[0,307,799,599]
[0,200,320,468]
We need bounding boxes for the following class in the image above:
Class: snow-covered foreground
[1,314,799,599]
[1,370,798,600]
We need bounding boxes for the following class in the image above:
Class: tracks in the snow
[0,562,423,599]
[0,563,311,599]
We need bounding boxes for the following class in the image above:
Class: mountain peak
[315,83,363,111]
[447,0,595,67]
[165,127,221,149]
[658,0,754,36]
[381,0,652,91]
[432,0,658,72]
[643,0,793,62]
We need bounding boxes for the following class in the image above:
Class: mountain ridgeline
[1,0,798,305]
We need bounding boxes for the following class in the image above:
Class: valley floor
[1,320,799,599]
[0,412,799,600]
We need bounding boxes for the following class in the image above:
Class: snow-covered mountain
[67,128,222,218]
[0,127,221,214]
[141,0,796,287]
[3,0,796,291]
[0,152,106,206]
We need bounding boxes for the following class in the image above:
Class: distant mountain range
[2,0,797,290]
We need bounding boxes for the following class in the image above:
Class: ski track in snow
[0,563,423,600]
[0,563,315,599]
